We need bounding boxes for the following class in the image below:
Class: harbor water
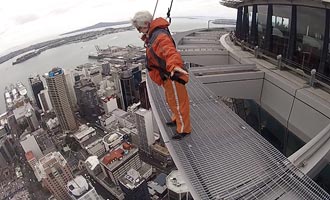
[0,17,224,113]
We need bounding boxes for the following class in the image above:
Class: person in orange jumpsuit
[132,11,191,140]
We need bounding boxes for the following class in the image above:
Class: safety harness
[146,28,187,85]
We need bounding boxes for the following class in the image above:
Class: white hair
[131,11,153,28]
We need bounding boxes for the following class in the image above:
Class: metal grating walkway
[147,74,330,200]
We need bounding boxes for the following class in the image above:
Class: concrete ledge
[220,33,330,143]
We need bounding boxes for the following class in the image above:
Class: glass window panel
[244,100,260,133]
[314,164,330,194]
[257,5,268,49]
[271,5,291,57]
[285,130,305,157]
[295,7,326,71]
[260,109,286,153]
[248,6,253,36]
[326,17,330,76]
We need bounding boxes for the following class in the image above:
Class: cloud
[0,0,236,54]
[14,14,39,25]
[48,8,72,16]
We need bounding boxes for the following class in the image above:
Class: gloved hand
[170,67,189,77]
[170,67,189,85]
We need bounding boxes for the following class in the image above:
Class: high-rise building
[119,69,137,110]
[38,89,53,113]
[7,113,19,137]
[31,128,56,155]
[131,64,142,92]
[35,151,74,200]
[83,65,103,86]
[74,78,101,121]
[0,126,7,138]
[100,142,142,185]
[101,96,118,114]
[65,69,78,108]
[135,108,154,154]
[101,61,111,76]
[0,135,15,168]
[138,81,150,110]
[45,68,77,131]
[119,169,151,200]
[25,108,39,131]
[67,175,101,200]
[20,133,43,159]
[115,65,142,111]
[25,151,37,169]
[151,144,173,167]
[28,75,44,109]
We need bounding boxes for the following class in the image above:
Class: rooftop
[119,169,144,190]
[67,175,90,197]
[151,144,170,156]
[85,156,100,171]
[166,170,189,194]
[74,125,96,141]
[101,143,137,170]
[35,152,67,179]
[25,151,35,161]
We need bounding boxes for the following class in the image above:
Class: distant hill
[62,21,130,35]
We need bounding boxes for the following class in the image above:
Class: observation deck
[146,28,330,199]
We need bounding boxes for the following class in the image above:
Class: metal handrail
[229,32,330,91]
[289,123,330,172]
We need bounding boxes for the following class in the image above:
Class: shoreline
[1,25,134,65]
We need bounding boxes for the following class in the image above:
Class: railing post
[277,54,282,70]
[310,69,316,87]
[207,20,213,29]
[229,31,234,42]
[254,46,259,58]
[241,40,245,51]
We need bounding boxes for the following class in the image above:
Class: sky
[0,0,236,55]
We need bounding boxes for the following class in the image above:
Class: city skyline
[0,0,236,55]
[1,0,329,198]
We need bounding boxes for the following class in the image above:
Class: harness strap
[146,28,174,76]
[146,28,187,85]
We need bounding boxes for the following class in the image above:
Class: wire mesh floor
[147,74,330,200]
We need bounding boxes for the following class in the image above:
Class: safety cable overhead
[152,0,174,23]
[167,0,174,23]
[152,0,159,19]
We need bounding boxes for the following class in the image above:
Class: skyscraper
[29,75,44,109]
[138,81,150,110]
[0,135,15,168]
[119,69,136,110]
[25,108,39,131]
[35,152,74,200]
[100,143,142,185]
[131,64,142,92]
[65,71,78,109]
[74,78,101,122]
[135,108,154,154]
[20,133,43,159]
[45,68,77,131]
[38,89,53,113]
[101,61,111,76]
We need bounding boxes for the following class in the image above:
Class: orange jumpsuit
[145,18,191,134]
